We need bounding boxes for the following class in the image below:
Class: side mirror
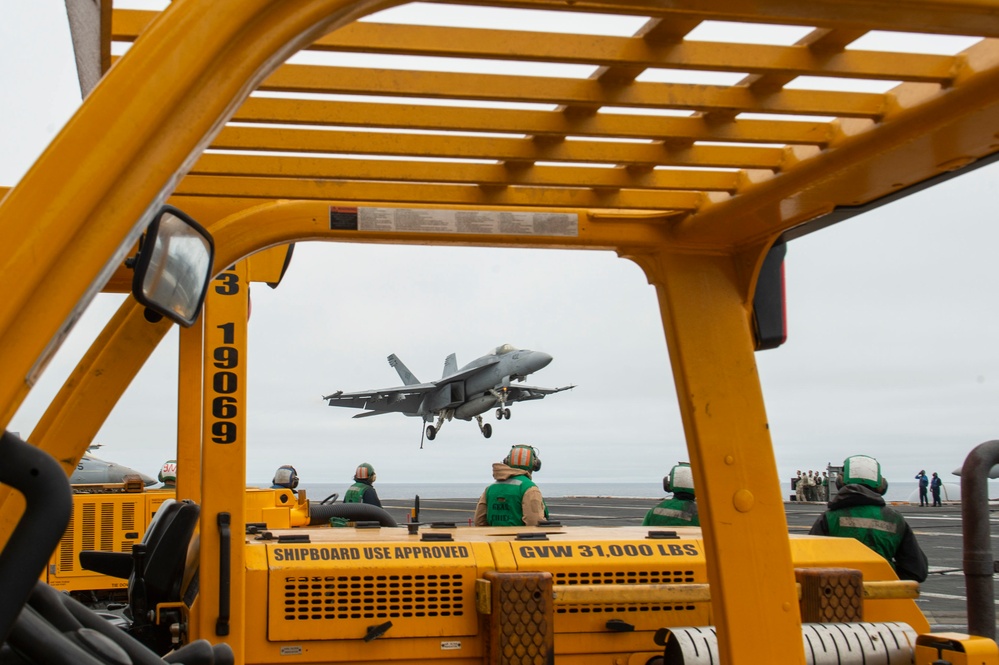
[131,206,214,327]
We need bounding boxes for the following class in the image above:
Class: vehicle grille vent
[121,502,135,552]
[282,573,465,622]
[101,503,114,551]
[82,504,96,551]
[54,497,144,575]
[554,570,697,613]
[59,517,75,571]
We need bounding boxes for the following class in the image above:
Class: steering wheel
[320,493,339,505]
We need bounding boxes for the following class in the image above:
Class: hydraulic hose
[309,502,398,527]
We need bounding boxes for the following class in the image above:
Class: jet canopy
[490,344,517,356]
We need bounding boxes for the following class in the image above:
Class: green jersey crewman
[809,455,928,582]
[643,462,699,527]
[344,462,381,507]
[474,445,549,526]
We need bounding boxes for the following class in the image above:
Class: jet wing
[323,383,436,416]
[504,384,575,403]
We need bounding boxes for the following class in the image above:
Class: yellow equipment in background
[48,486,313,603]
[47,487,173,600]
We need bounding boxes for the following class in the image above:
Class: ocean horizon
[286,479,972,503]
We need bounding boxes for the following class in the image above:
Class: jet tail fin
[442,353,457,378]
[388,354,420,385]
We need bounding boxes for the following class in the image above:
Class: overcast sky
[3,1,998,489]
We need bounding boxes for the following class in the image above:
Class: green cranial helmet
[504,445,541,472]
[354,463,376,482]
[841,455,887,493]
[664,462,695,496]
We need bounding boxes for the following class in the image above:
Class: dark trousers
[919,488,928,506]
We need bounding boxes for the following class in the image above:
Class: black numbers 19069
[211,272,241,444]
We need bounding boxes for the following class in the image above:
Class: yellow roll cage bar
[2,1,999,662]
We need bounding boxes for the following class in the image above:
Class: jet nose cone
[532,352,553,370]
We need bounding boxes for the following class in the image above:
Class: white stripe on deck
[919,591,999,605]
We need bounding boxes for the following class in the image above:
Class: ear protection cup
[663,476,671,493]
[835,475,844,490]
[505,445,541,472]
[877,478,889,495]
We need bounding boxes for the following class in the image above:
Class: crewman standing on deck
[916,470,929,507]
[810,455,928,582]
[643,463,699,527]
[474,445,548,526]
[930,472,943,507]
[344,463,382,507]
[804,470,818,501]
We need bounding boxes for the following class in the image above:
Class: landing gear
[504,407,511,419]
[426,411,449,442]
[476,415,493,438]
[495,407,512,420]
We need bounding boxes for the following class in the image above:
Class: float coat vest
[642,495,699,527]
[485,476,548,526]
[825,503,905,567]
[344,481,369,503]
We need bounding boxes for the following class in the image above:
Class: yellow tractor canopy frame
[3,1,999,663]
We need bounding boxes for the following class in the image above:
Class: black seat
[80,499,200,654]
[132,500,200,614]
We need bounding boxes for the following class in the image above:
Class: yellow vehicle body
[1,1,999,663]
[239,526,928,664]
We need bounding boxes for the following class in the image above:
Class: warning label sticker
[272,544,472,563]
[517,542,700,559]
[329,206,578,237]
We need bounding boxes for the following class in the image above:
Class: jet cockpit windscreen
[491,343,517,356]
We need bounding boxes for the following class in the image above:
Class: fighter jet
[323,344,573,441]
[69,445,157,486]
